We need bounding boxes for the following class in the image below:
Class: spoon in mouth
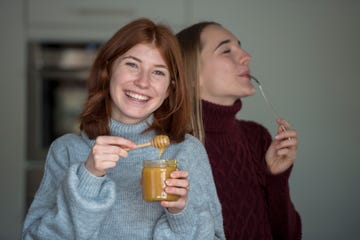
[250,74,292,141]
[249,74,280,119]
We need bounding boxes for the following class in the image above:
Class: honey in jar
[142,159,179,201]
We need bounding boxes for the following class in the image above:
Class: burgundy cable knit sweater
[202,99,301,240]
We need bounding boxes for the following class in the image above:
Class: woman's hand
[85,136,136,177]
[160,170,190,214]
[265,118,298,175]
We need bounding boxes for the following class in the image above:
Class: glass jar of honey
[142,159,179,202]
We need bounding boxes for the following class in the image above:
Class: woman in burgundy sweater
[177,22,302,239]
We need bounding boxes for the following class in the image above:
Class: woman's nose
[134,71,150,88]
[239,50,251,65]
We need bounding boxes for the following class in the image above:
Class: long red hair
[79,18,192,142]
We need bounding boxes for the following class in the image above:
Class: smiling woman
[80,18,189,142]
[109,44,171,124]
[21,18,225,240]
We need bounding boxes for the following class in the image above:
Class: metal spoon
[250,74,292,141]
[249,75,281,119]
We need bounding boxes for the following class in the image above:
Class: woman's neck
[201,99,242,132]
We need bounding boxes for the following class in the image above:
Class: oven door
[27,42,100,161]
[27,67,89,161]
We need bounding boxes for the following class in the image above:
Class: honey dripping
[151,135,170,158]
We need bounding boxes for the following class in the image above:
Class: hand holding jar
[142,159,190,214]
[161,169,190,213]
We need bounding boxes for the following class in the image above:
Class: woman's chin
[238,89,256,98]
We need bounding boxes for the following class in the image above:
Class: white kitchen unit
[27,0,191,41]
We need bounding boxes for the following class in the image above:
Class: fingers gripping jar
[142,159,179,201]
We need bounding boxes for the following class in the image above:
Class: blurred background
[1,0,359,239]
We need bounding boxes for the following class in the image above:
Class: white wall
[0,0,359,239]
[0,0,25,239]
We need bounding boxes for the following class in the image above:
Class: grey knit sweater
[22,116,225,239]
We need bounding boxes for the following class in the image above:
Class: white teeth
[126,91,149,101]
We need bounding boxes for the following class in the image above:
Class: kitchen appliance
[27,41,101,161]
[26,42,101,209]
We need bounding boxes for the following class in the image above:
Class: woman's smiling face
[199,24,255,106]
[109,43,170,124]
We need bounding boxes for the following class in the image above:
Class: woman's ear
[166,80,175,97]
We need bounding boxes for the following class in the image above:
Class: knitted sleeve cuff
[165,204,195,233]
[266,165,293,191]
[73,163,109,198]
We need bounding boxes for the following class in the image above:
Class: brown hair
[80,18,192,142]
[176,21,221,143]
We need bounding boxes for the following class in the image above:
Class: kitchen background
[1,0,359,239]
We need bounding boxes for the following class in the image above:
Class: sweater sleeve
[152,136,225,240]
[266,166,302,240]
[22,139,116,240]
[258,124,302,240]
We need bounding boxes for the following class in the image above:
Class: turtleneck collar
[202,99,242,132]
[82,115,155,147]
[109,115,153,139]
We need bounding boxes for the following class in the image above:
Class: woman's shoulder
[238,119,270,135]
[237,119,272,148]
[184,133,206,148]
[52,132,82,144]
[50,132,90,153]
[171,134,207,156]
[41,133,89,171]
[172,134,212,170]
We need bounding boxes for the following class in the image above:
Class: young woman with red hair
[22,18,224,240]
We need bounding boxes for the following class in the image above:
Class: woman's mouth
[239,70,250,78]
[125,90,150,102]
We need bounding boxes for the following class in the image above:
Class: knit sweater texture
[22,116,225,240]
[202,99,301,240]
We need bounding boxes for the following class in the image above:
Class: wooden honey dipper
[124,135,170,153]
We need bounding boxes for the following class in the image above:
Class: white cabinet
[27,0,190,41]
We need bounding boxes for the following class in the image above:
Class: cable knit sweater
[22,116,225,240]
[202,100,301,240]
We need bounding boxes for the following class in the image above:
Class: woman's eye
[222,49,231,54]
[153,70,166,76]
[125,62,138,69]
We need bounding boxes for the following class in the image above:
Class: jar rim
[143,159,177,168]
